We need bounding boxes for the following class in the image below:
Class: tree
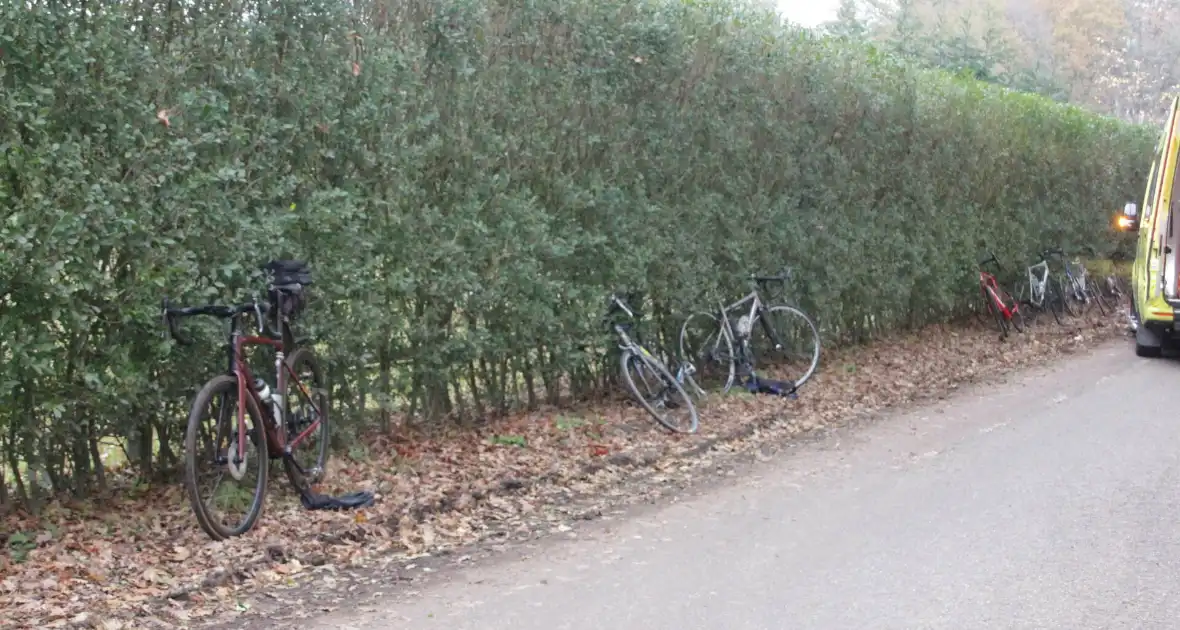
[824,0,869,39]
[848,0,1180,122]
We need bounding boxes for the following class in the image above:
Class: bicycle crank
[282,452,325,486]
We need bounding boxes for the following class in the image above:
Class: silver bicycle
[607,294,700,434]
[1015,250,1073,325]
[679,271,820,395]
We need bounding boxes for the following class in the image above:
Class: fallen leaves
[0,309,1125,629]
[171,546,191,563]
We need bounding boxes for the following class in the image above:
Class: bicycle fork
[673,360,706,398]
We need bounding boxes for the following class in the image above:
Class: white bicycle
[1015,249,1076,325]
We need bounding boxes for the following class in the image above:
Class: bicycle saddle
[263,260,313,287]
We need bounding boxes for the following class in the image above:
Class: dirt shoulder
[0,309,1128,629]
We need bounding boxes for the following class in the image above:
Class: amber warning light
[1117,202,1139,232]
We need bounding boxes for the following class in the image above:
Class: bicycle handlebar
[161,297,271,346]
[750,267,794,284]
[607,294,636,319]
[978,251,1000,268]
[1043,246,1102,261]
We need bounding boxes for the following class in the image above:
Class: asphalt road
[313,339,1180,630]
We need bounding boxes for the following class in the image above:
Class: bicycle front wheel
[1055,277,1081,318]
[1086,278,1110,315]
[620,347,700,434]
[184,374,269,541]
[750,305,821,389]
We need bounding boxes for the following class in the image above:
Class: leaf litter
[0,309,1128,629]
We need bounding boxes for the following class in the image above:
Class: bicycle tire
[281,347,330,492]
[1052,280,1071,327]
[984,287,1008,337]
[184,374,269,541]
[1060,274,1087,314]
[1054,276,1080,318]
[983,286,1008,336]
[753,305,821,388]
[620,347,700,434]
[679,311,736,394]
[1087,279,1110,315]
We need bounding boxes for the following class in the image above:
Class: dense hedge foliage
[0,0,1155,508]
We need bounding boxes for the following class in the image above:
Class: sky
[776,0,840,27]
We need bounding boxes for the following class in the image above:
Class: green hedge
[0,0,1154,506]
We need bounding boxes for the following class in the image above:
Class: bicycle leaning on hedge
[1050,247,1109,316]
[679,270,821,395]
[1016,249,1075,325]
[977,251,1024,338]
[161,260,329,540]
[606,293,700,434]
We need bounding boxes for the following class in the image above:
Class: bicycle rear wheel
[282,347,330,492]
[620,347,700,434]
[184,374,269,541]
[749,305,821,388]
[679,311,736,394]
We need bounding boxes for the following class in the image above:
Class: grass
[1086,257,1132,279]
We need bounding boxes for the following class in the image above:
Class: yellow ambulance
[1122,96,1180,356]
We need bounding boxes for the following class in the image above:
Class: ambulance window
[1145,158,1161,221]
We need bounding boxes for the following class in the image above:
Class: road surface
[313,340,1180,630]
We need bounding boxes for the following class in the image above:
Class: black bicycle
[1050,246,1109,316]
[162,260,329,540]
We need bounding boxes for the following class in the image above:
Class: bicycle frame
[719,281,792,342]
[717,290,762,341]
[979,270,1016,318]
[222,311,323,465]
[608,296,642,353]
[712,278,792,375]
[1024,261,1050,307]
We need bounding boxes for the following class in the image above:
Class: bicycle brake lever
[161,300,193,347]
[252,297,266,335]
[610,294,634,319]
[160,298,170,340]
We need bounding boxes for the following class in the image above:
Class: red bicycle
[162,260,329,540]
[978,251,1024,338]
